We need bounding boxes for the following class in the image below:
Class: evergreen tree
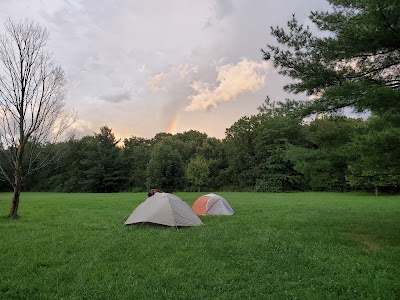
[81,126,128,192]
[262,0,400,116]
[254,116,305,192]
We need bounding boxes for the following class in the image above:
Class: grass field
[0,192,399,300]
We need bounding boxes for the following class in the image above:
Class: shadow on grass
[124,222,194,230]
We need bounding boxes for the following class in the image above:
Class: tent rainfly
[124,193,203,227]
[192,193,234,215]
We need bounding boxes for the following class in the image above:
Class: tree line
[0,111,398,195]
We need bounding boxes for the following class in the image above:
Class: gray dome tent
[124,193,203,227]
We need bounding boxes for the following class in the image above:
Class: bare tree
[0,19,74,218]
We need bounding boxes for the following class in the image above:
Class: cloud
[99,90,132,103]
[146,73,169,92]
[174,64,199,78]
[146,64,198,92]
[185,58,268,111]
[214,0,234,20]
[70,118,93,138]
[204,0,234,28]
[0,0,332,140]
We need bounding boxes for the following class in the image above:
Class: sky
[0,0,331,140]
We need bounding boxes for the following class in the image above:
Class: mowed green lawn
[0,192,399,300]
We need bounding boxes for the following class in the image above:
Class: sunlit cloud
[185,58,268,111]
[173,64,199,78]
[146,73,169,92]
[146,64,198,92]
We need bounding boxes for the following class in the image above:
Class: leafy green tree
[123,136,152,191]
[0,144,10,191]
[81,126,128,192]
[19,141,64,191]
[225,113,305,192]
[33,138,91,192]
[254,115,305,192]
[287,117,361,191]
[347,114,400,195]
[146,143,184,192]
[59,138,93,192]
[262,0,400,116]
[186,156,210,191]
[164,130,208,167]
[224,116,260,190]
[262,0,400,194]
[151,132,173,145]
[197,137,228,189]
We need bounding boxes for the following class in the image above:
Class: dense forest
[0,111,398,195]
[1,0,399,197]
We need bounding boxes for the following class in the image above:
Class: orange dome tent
[192,193,234,215]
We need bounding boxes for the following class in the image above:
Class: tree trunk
[9,164,22,219]
[9,185,21,219]
[375,186,379,197]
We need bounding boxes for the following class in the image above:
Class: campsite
[0,192,399,299]
[0,0,400,299]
